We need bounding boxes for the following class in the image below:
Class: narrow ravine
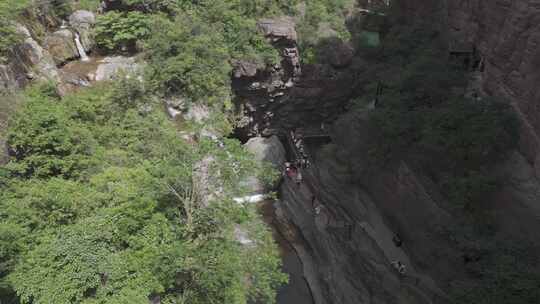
[259,201,314,304]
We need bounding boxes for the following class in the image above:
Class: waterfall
[74,32,90,62]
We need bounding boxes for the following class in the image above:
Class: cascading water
[74,32,90,62]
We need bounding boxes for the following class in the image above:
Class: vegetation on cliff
[0,81,286,303]
[0,1,299,303]
[349,9,539,304]
[357,19,519,213]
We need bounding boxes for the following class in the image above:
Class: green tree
[94,11,150,52]
[145,14,232,103]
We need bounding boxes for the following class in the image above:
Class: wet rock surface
[69,10,96,52]
[44,29,80,65]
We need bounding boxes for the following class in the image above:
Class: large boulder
[232,60,264,78]
[257,18,298,42]
[184,104,210,124]
[242,136,286,194]
[245,135,286,169]
[94,56,141,81]
[44,29,80,65]
[15,25,59,81]
[69,10,96,51]
[0,25,59,90]
[0,60,28,90]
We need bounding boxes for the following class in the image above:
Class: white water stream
[74,32,90,62]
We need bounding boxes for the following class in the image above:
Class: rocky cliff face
[0,9,98,92]
[398,0,540,176]
[444,0,540,176]
[395,0,540,259]
[235,3,540,303]
[235,12,451,304]
[232,18,363,140]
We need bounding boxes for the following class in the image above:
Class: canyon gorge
[1,1,539,304]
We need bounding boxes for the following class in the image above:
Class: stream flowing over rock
[69,10,96,52]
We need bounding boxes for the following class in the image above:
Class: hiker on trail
[285,162,297,179]
[296,157,309,169]
[295,170,303,186]
[305,158,311,168]
[392,234,403,247]
[398,263,406,275]
[391,260,406,275]
[295,138,304,150]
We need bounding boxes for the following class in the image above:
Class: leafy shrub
[145,14,232,103]
[1,83,286,304]
[94,11,150,52]
[296,0,353,57]
[74,0,101,11]
[5,85,98,179]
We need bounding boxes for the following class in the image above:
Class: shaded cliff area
[1,1,540,304]
[235,1,540,303]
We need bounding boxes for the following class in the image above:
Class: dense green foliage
[447,228,540,304]
[0,82,286,303]
[94,11,150,52]
[144,14,233,104]
[296,0,354,63]
[142,0,291,104]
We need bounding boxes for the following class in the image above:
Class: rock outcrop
[274,135,448,304]
[392,0,540,273]
[44,29,81,65]
[257,18,298,42]
[0,25,60,91]
[94,56,141,81]
[245,135,286,169]
[242,136,287,194]
[233,17,361,139]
